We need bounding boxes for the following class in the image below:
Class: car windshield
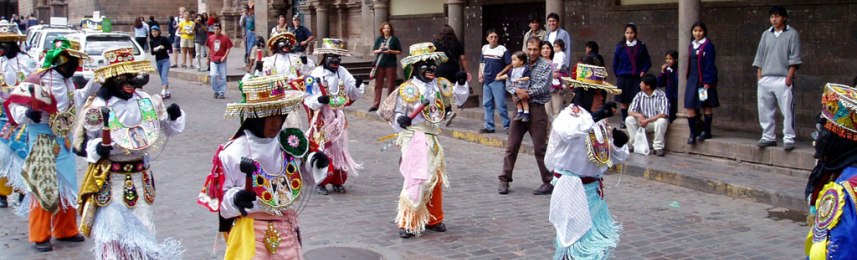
[41,31,75,50]
[84,35,141,56]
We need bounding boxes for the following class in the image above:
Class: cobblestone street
[0,77,806,259]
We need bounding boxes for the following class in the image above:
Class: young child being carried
[497,51,531,122]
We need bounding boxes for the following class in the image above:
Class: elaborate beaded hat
[225,75,305,119]
[313,38,350,56]
[561,64,622,94]
[821,83,857,141]
[266,31,297,52]
[400,42,448,68]
[43,37,89,68]
[0,21,24,42]
[93,47,155,83]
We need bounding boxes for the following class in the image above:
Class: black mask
[233,115,288,139]
[414,61,437,83]
[99,73,146,100]
[55,55,79,78]
[0,42,18,59]
[275,39,292,54]
[323,54,340,72]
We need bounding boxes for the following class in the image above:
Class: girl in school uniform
[658,50,679,123]
[685,22,719,144]
[612,23,652,128]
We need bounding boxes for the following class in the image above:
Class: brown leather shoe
[533,183,554,195]
[498,182,509,194]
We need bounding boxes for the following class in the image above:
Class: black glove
[317,96,330,104]
[25,108,42,123]
[233,189,256,217]
[612,128,629,147]
[167,103,181,121]
[591,101,617,123]
[96,143,112,158]
[239,157,257,174]
[300,55,308,64]
[455,71,468,85]
[310,152,330,169]
[353,76,363,89]
[397,116,412,129]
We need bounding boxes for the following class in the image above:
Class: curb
[344,107,808,217]
[169,70,244,84]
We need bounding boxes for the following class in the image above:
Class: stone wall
[562,0,856,140]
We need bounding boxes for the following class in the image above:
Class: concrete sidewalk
[346,81,810,219]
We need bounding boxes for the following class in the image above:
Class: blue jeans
[210,61,227,94]
[483,80,510,131]
[245,30,256,56]
[156,59,170,86]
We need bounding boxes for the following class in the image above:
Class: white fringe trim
[0,142,26,191]
[91,203,184,260]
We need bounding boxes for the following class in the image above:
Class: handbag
[633,127,650,155]
[369,37,392,80]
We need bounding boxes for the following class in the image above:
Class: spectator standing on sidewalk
[178,12,195,69]
[658,50,679,122]
[206,23,233,99]
[133,17,149,51]
[170,7,185,68]
[522,15,546,52]
[478,28,512,133]
[625,74,670,156]
[545,13,572,68]
[150,25,173,98]
[289,15,315,55]
[241,4,256,66]
[193,16,209,71]
[499,37,553,195]
[433,24,471,126]
[753,5,801,151]
[612,23,652,129]
[368,21,401,112]
[685,22,719,145]
[271,15,288,36]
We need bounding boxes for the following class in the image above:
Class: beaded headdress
[224,75,305,119]
[821,83,857,141]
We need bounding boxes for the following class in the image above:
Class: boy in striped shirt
[625,74,669,156]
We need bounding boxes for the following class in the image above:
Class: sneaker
[444,111,457,127]
[757,139,777,148]
[219,93,227,99]
[655,149,665,157]
[619,122,627,129]
[0,196,7,208]
[521,113,530,122]
[783,142,795,151]
[161,89,171,99]
[214,92,219,99]
[170,64,177,68]
[479,128,495,134]
[332,185,347,193]
[368,107,378,112]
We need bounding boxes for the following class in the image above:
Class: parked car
[64,32,147,87]
[24,25,77,63]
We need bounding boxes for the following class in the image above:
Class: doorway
[481,2,545,52]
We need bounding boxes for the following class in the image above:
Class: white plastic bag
[634,127,650,155]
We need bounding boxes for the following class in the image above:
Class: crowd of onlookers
[363,5,801,195]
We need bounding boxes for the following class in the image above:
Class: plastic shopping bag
[634,127,650,155]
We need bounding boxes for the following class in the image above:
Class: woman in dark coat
[612,23,652,128]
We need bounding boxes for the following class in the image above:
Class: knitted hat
[224,75,305,119]
[93,47,155,83]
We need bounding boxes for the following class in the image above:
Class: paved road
[0,77,807,259]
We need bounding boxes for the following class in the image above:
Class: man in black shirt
[289,15,315,55]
